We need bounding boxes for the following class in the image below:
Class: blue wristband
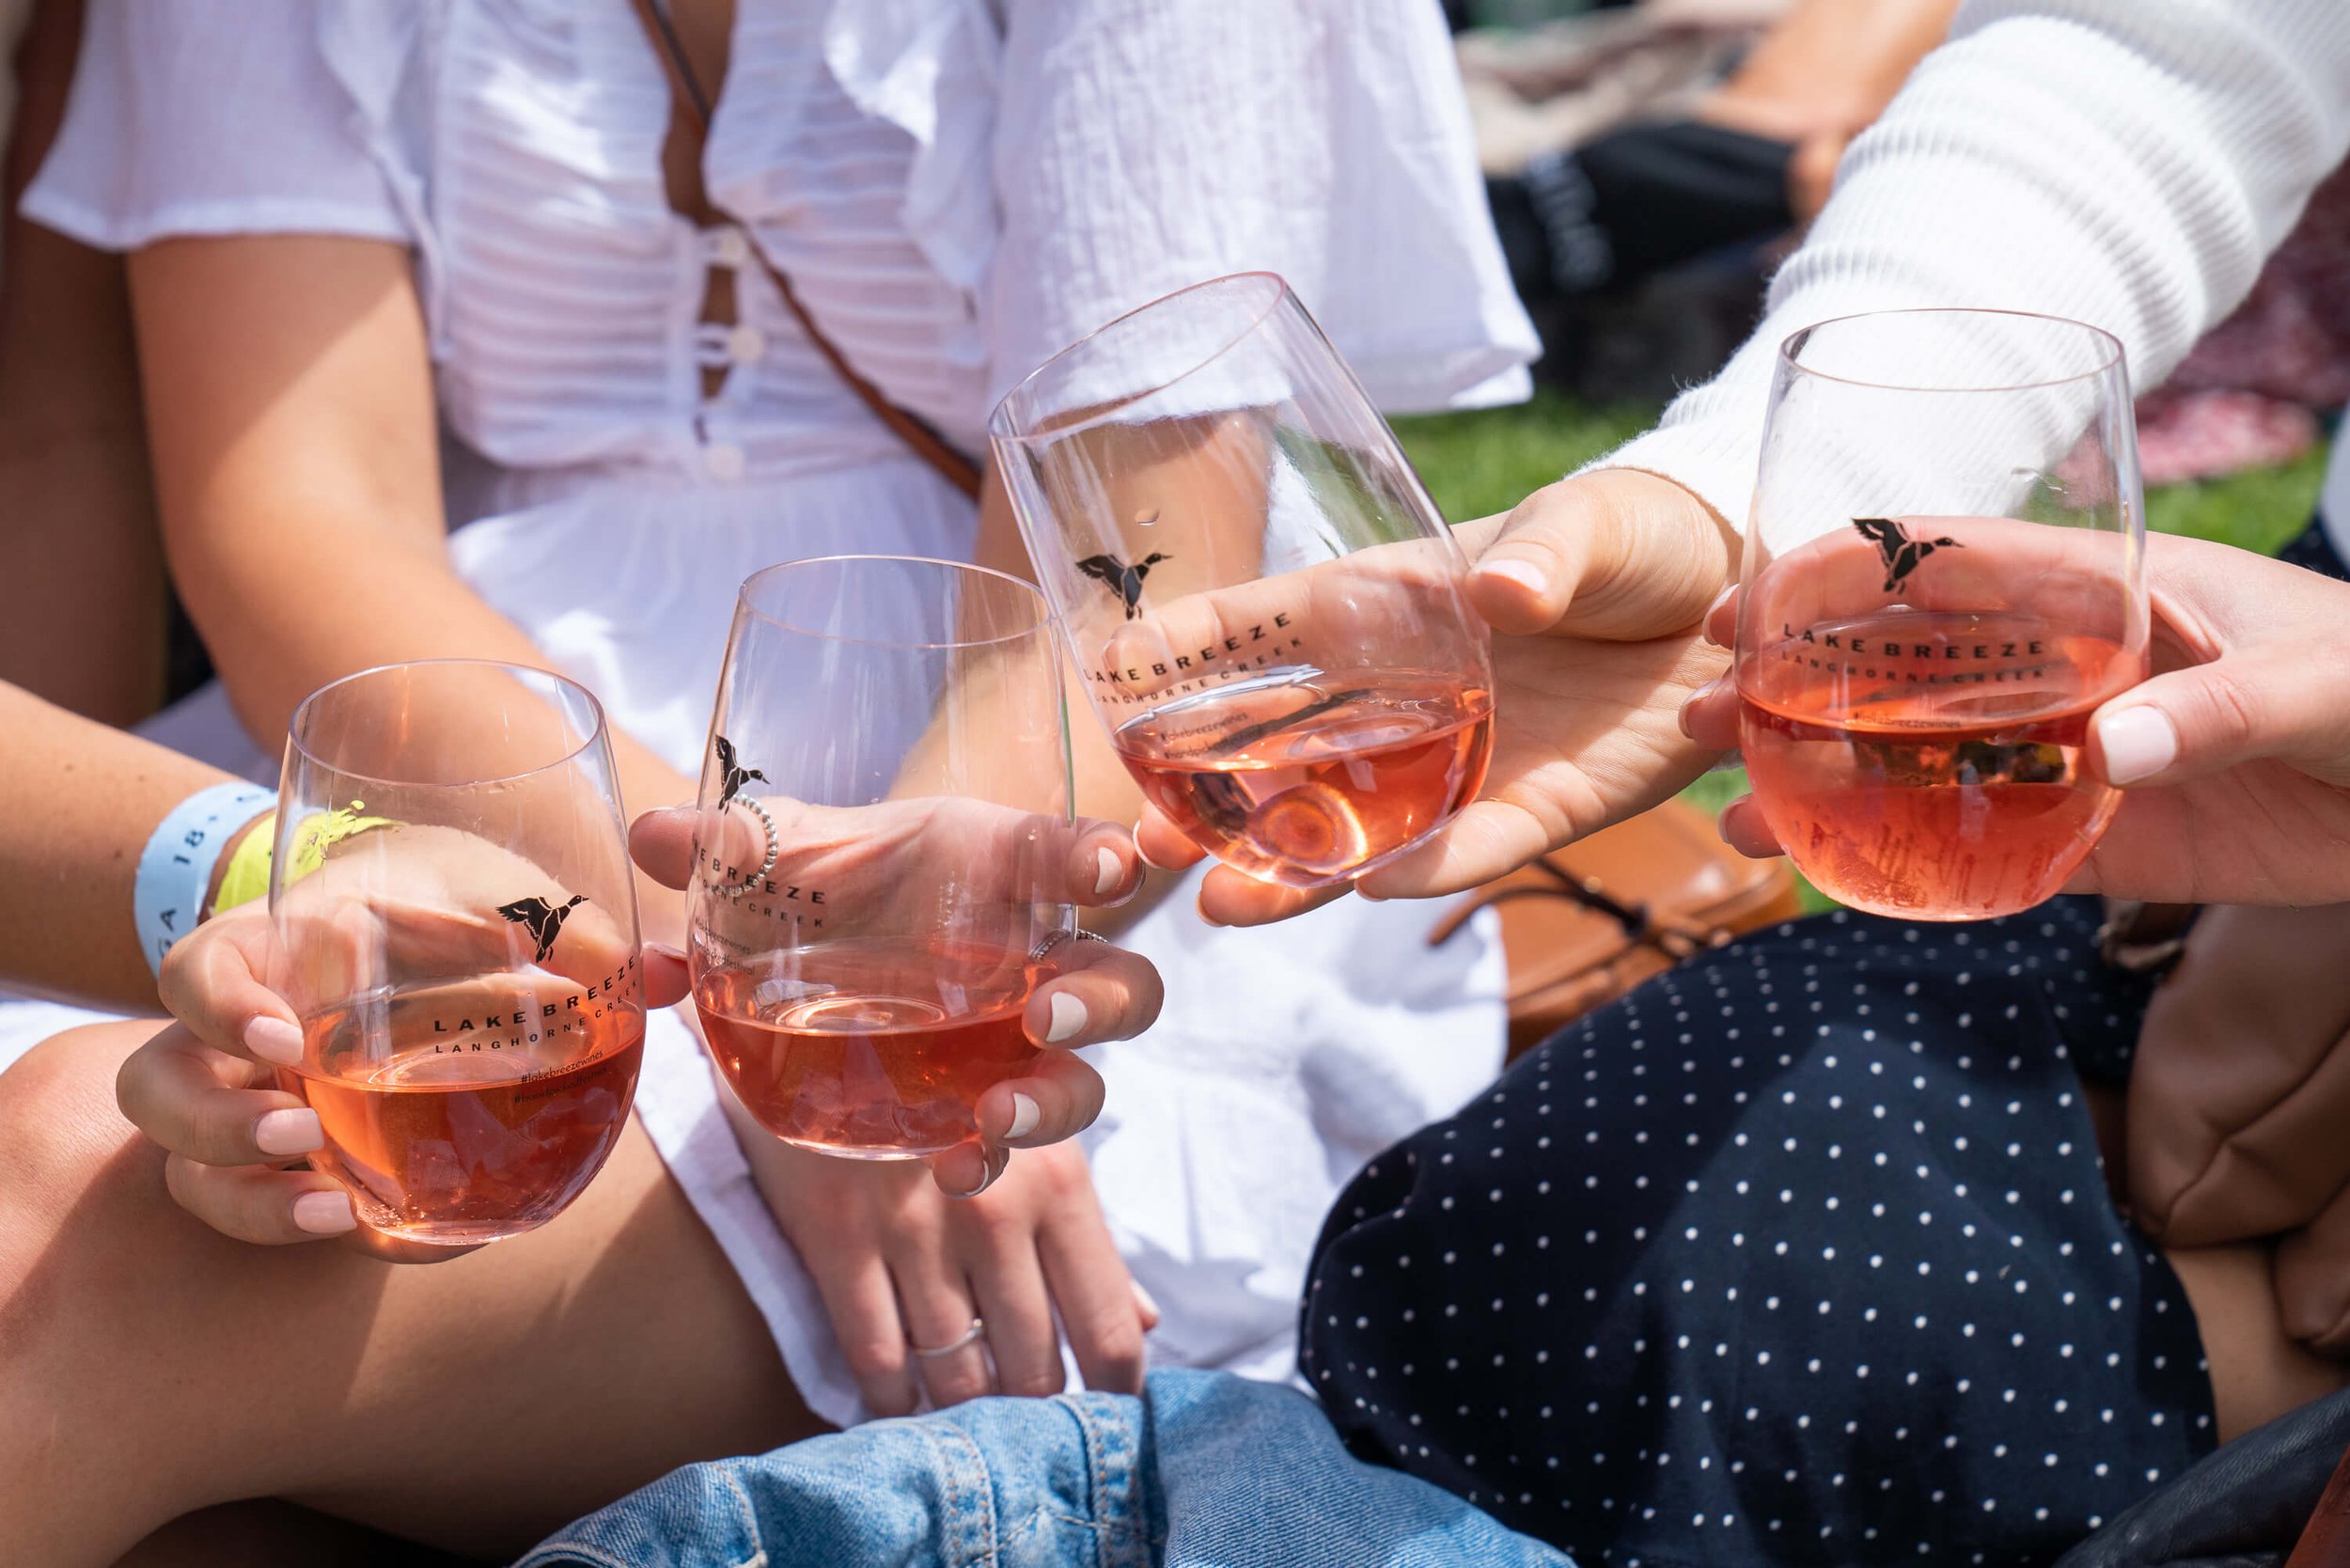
[133,782,277,979]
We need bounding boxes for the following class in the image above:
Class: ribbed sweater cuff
[1571,416,1764,534]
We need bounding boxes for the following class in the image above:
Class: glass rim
[986,271,1292,447]
[286,658,607,789]
[734,555,1054,651]
[1777,307,2125,394]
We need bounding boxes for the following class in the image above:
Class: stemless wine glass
[990,271,1496,890]
[1734,308,2151,919]
[271,660,646,1246]
[687,557,1073,1160]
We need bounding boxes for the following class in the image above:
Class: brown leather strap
[2288,1440,2350,1567]
[1429,855,1734,964]
[629,0,984,500]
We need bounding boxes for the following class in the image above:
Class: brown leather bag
[2127,901,2350,1355]
[1432,798,1803,1057]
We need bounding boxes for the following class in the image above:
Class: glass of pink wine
[1734,308,2151,920]
[990,272,1496,890]
[687,556,1073,1160]
[271,660,646,1247]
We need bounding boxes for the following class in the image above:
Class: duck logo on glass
[1076,553,1170,619]
[1855,517,1963,593]
[714,735,767,807]
[499,895,587,964]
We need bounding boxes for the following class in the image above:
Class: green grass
[1395,393,2332,913]
[1393,388,1658,523]
[1396,388,2330,551]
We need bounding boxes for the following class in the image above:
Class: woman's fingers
[1678,675,1739,750]
[1023,941,1163,1050]
[961,1223,1065,1399]
[929,1139,1011,1200]
[1716,794,1783,858]
[810,1251,921,1419]
[892,1244,996,1408]
[115,1024,315,1165]
[1354,792,1589,902]
[628,805,703,890]
[970,1054,1106,1156]
[1134,806,1206,872]
[642,942,689,1009]
[2092,647,2350,791]
[1035,1175,1148,1397]
[1193,865,1354,926]
[1465,468,1737,641]
[160,1153,355,1246]
[153,911,303,1066]
[1061,819,1146,907]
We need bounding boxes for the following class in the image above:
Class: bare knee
[1,1023,170,1356]
[0,1024,206,1561]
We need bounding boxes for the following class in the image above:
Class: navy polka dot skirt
[1302,896,2216,1567]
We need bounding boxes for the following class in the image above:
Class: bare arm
[0,681,253,1011]
[0,0,164,725]
[127,236,696,933]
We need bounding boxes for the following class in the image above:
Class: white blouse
[27,0,1535,482]
[24,0,1532,1429]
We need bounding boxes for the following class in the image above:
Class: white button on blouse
[709,225,752,272]
[725,324,768,366]
[701,441,747,481]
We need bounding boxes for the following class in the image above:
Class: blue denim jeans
[517,1369,1573,1567]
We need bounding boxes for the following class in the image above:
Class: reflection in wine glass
[1733,309,2152,919]
[687,557,1073,1160]
[270,660,646,1246]
[991,272,1496,890]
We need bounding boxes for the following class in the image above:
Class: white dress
[24,0,1536,1425]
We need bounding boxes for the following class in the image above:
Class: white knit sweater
[1591,0,2350,542]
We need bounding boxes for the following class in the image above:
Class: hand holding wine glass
[118,785,1158,1261]
[1128,470,1735,926]
[631,797,1161,1190]
[1689,529,2350,906]
[118,662,662,1257]
[685,556,1163,1175]
[993,274,1501,898]
[118,886,691,1259]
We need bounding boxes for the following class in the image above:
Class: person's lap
[1300,895,2350,1563]
[521,1367,1573,1568]
[0,1021,823,1567]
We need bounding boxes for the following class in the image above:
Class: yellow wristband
[287,799,398,881]
[210,800,398,917]
[208,809,278,917]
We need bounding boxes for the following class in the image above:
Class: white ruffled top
[25,0,1533,1426]
[30,0,1534,478]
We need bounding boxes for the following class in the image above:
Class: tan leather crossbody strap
[631,0,984,500]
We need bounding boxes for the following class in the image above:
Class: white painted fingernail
[1094,845,1122,896]
[243,1016,304,1066]
[1046,991,1089,1043]
[1477,557,1548,598]
[1005,1091,1041,1141]
[1131,1278,1162,1326]
[1133,820,1170,870]
[291,1190,356,1235]
[2096,705,2178,785]
[254,1107,322,1157]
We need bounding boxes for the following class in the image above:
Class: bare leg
[1,1024,825,1566]
[2166,1242,2350,1442]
